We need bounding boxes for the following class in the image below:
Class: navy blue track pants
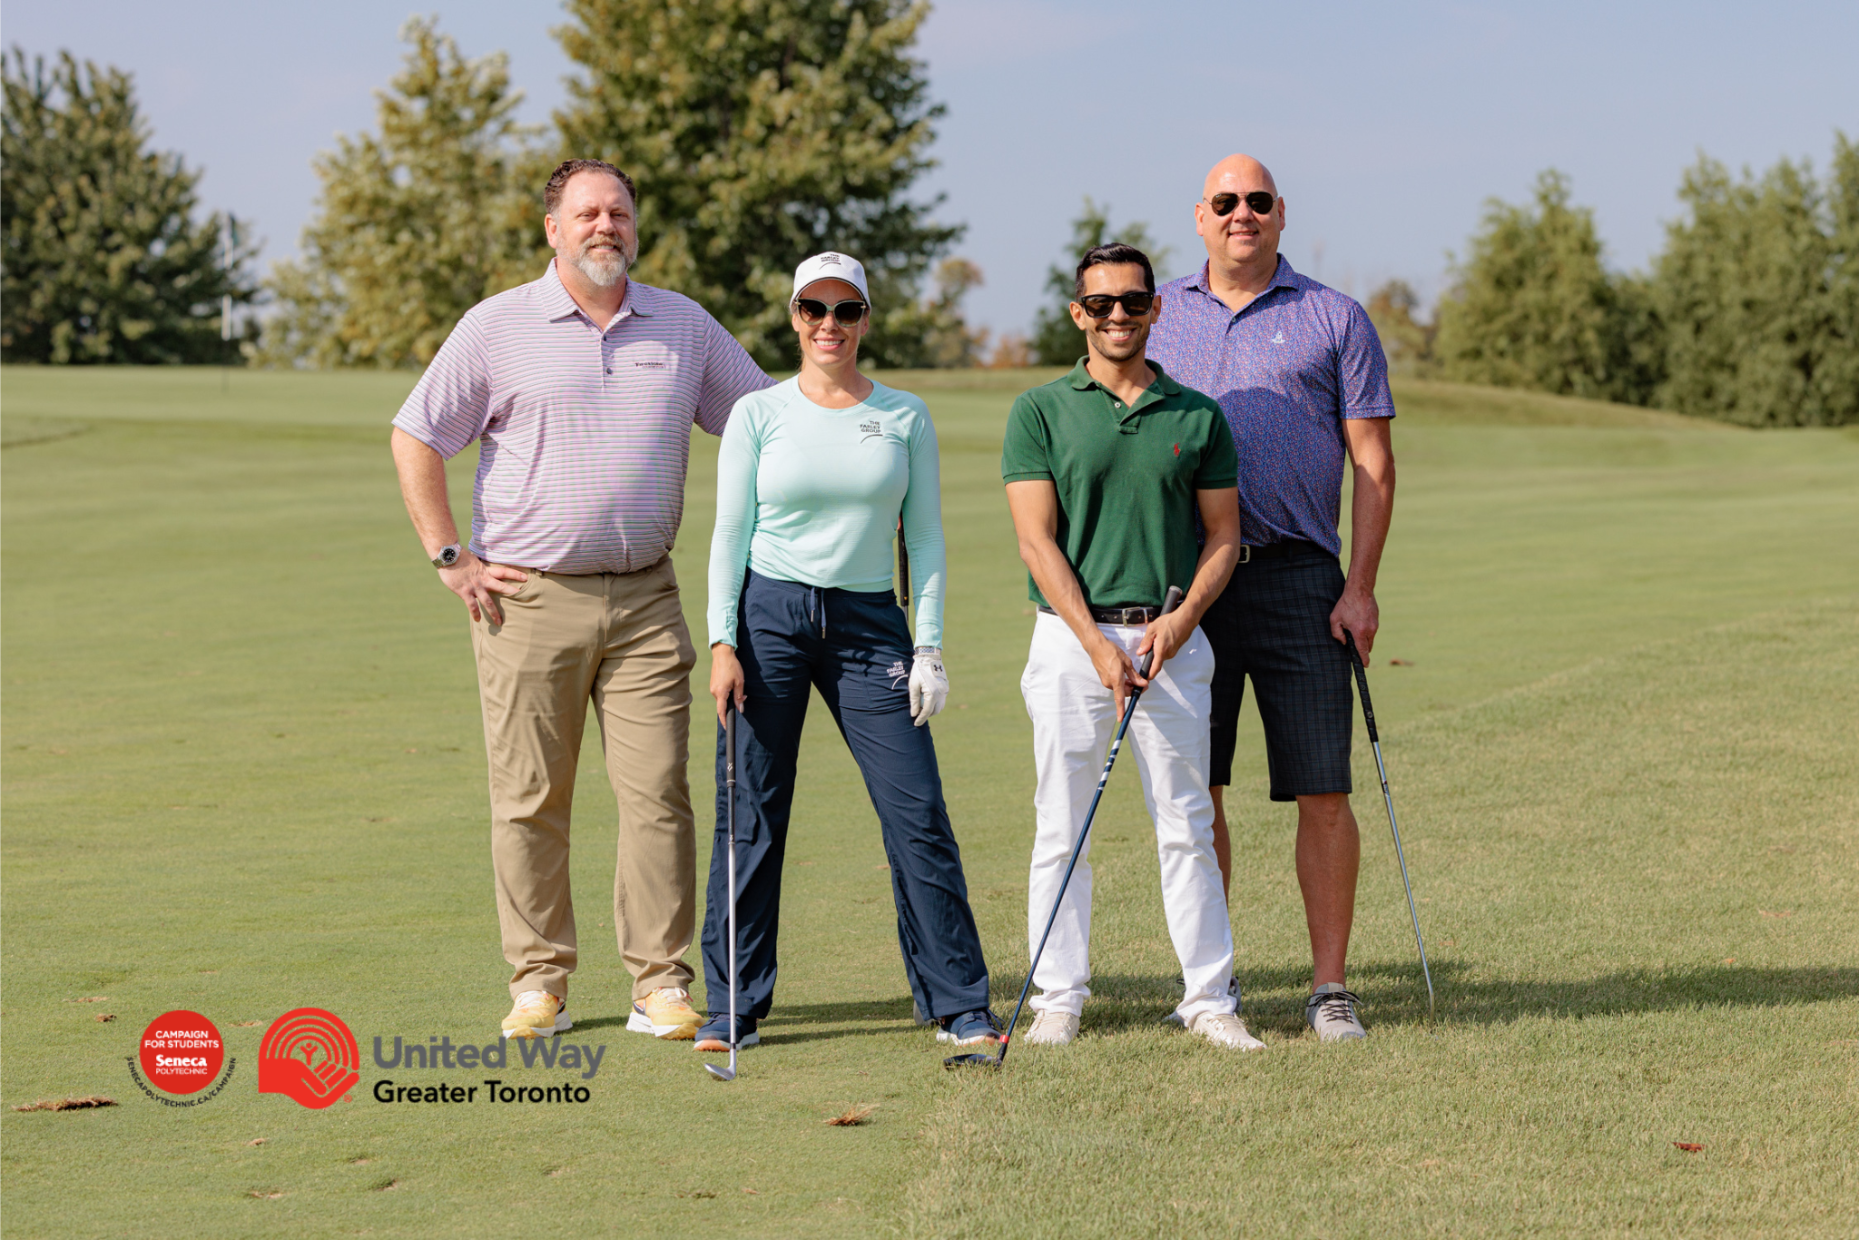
[701,570,991,1023]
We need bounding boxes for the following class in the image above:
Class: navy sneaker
[694,1011,759,1053]
[935,1008,1004,1047]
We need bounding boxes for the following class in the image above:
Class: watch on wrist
[431,544,463,569]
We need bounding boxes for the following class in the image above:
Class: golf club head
[941,1052,999,1070]
[705,1063,736,1081]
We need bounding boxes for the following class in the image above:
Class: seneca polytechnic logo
[128,1009,235,1106]
[258,1008,361,1109]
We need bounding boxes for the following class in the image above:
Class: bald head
[1203,154,1277,200]
[1195,153,1284,288]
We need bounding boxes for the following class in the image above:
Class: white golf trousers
[1019,612,1236,1026]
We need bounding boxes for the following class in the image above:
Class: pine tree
[553,0,959,369]
[1652,135,1856,426]
[260,19,550,368]
[1029,200,1170,366]
[1,48,255,364]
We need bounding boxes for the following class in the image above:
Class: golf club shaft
[726,704,738,1073]
[897,520,910,614]
[997,586,1184,1066]
[1343,632,1435,1022]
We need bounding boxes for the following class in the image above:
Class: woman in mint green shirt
[695,252,996,1055]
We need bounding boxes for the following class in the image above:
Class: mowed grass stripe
[1,367,1853,1238]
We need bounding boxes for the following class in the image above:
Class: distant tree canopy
[261,19,551,369]
[555,0,960,369]
[1030,200,1169,366]
[1,48,255,363]
[1424,139,1855,425]
[1653,135,1857,427]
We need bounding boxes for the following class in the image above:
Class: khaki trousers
[470,555,697,1002]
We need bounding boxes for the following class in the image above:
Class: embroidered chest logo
[859,419,883,443]
[633,360,668,368]
[1173,443,1181,456]
[1270,330,1286,344]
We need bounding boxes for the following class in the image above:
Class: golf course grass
[2,365,1854,1238]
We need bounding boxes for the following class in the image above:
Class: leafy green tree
[1,48,255,363]
[1652,135,1857,426]
[1433,170,1655,404]
[554,0,958,369]
[260,19,550,368]
[876,257,986,368]
[1029,199,1170,365]
[1365,280,1435,378]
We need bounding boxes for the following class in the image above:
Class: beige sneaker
[1189,1011,1266,1051]
[627,987,701,1040]
[1021,1009,1079,1046]
[501,990,570,1040]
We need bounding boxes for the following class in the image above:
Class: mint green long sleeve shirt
[707,376,945,648]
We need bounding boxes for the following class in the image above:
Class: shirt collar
[1065,357,1183,410]
[538,259,654,323]
[1186,254,1300,298]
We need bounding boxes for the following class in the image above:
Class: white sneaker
[1188,1011,1266,1051]
[1021,1009,1079,1046]
[1305,983,1367,1042]
[1163,975,1242,1027]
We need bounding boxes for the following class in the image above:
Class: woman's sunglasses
[1206,191,1277,217]
[794,297,868,325]
[1076,291,1156,319]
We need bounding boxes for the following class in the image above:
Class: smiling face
[1069,262,1157,365]
[1195,154,1283,271]
[790,277,869,369]
[543,170,638,288]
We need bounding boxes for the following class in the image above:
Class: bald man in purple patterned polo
[1146,154,1398,1043]
[391,159,773,1043]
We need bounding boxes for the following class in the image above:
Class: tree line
[2,11,1852,425]
[1368,143,1856,427]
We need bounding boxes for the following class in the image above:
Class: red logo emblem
[139,1010,224,1095]
[258,1008,360,1109]
[1173,443,1181,456]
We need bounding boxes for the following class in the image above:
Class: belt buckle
[1238,546,1252,564]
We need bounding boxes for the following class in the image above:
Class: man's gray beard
[573,246,629,288]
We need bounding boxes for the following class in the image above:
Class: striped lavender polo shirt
[393,261,772,574]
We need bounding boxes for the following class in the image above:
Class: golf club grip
[1134,586,1186,680]
[1343,632,1380,744]
[725,702,736,784]
[897,521,910,612]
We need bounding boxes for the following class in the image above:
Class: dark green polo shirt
[1001,359,1238,610]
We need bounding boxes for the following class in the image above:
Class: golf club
[1343,630,1436,1024]
[896,519,910,613]
[945,585,1185,1070]
[705,703,741,1081]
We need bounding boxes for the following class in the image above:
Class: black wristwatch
[431,544,463,569]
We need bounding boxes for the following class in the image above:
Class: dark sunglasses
[794,297,868,325]
[1206,191,1277,217]
[1076,291,1156,319]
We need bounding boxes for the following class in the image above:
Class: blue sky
[7,1,1855,337]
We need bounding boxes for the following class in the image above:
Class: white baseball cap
[790,252,870,304]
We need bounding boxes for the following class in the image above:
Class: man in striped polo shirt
[390,159,773,1041]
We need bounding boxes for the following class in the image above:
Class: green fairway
[2,365,1854,1238]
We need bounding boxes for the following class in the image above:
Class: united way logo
[258,1008,361,1109]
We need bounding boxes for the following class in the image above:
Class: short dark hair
[1073,243,1155,298]
[544,159,636,216]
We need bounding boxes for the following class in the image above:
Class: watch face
[435,546,461,567]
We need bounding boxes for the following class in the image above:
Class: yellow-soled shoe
[626,987,701,1040]
[501,989,570,1040]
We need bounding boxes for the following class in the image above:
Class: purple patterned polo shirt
[1147,256,1394,556]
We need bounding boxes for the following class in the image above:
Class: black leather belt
[1236,539,1322,563]
[1037,603,1165,626]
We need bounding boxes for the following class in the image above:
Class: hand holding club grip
[1342,630,1379,744]
[1136,586,1186,681]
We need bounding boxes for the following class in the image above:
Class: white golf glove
[908,647,949,726]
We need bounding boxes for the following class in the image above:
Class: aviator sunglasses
[1076,291,1156,318]
[794,297,869,325]
[1206,190,1277,217]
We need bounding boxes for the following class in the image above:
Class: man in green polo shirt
[1001,242,1261,1050]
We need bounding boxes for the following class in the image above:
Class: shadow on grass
[1073,963,1858,1035]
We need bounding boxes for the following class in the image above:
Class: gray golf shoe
[1305,983,1367,1041]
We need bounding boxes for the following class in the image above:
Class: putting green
[2,366,1853,1237]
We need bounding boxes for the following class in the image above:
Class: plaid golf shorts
[1201,542,1354,802]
